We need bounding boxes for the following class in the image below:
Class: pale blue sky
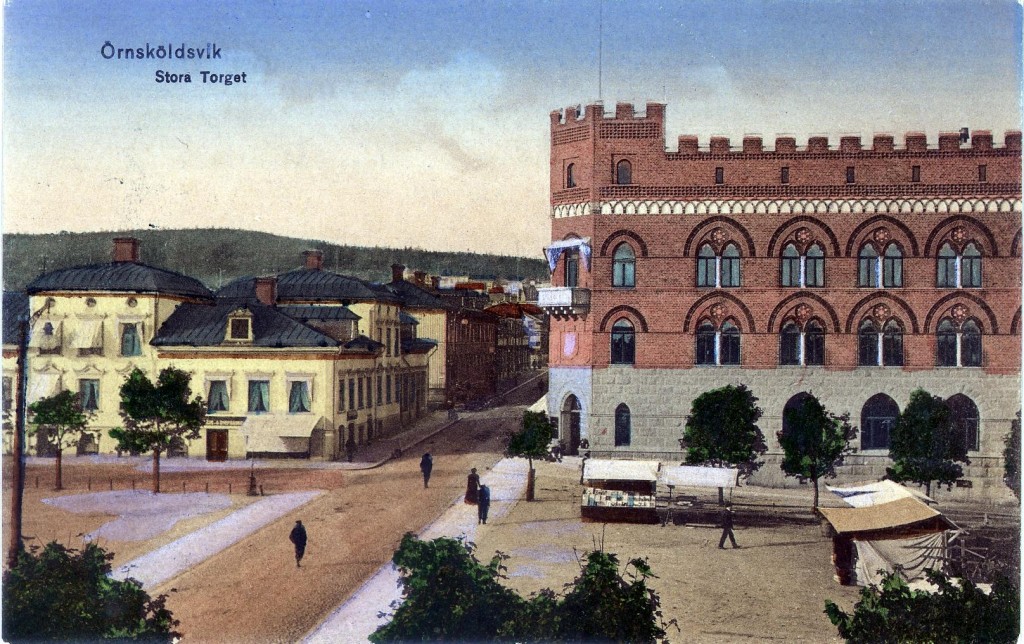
[3,1,1021,256]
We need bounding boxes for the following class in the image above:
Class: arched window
[936,318,957,366]
[612,243,636,287]
[614,403,631,446]
[939,242,983,288]
[616,159,632,185]
[781,243,824,288]
[697,243,741,287]
[858,319,879,366]
[805,244,824,287]
[697,244,716,287]
[859,318,904,366]
[781,320,825,366]
[781,244,800,287]
[882,319,904,366]
[947,394,980,451]
[938,317,982,367]
[564,251,579,288]
[120,323,142,357]
[962,243,982,287]
[721,244,741,287]
[858,244,879,287]
[861,394,899,450]
[883,244,903,287]
[566,163,576,188]
[937,243,957,287]
[696,320,740,366]
[961,319,982,366]
[610,319,635,365]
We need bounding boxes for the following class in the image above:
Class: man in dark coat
[290,520,308,567]
[477,484,491,525]
[465,468,480,504]
[718,504,739,549]
[419,453,433,488]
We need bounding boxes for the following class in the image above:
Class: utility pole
[7,319,28,568]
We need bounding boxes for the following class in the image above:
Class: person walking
[290,520,308,567]
[477,484,491,525]
[465,468,480,504]
[419,453,433,488]
[346,434,356,463]
[718,504,739,549]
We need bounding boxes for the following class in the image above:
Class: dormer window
[226,309,253,343]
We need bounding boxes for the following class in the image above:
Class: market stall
[581,459,660,523]
[656,465,739,525]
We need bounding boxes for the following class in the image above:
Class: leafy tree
[109,367,206,493]
[682,384,767,481]
[27,389,90,490]
[506,410,553,501]
[369,533,525,642]
[777,394,857,508]
[2,540,179,642]
[825,569,1019,643]
[1004,411,1020,501]
[887,389,969,496]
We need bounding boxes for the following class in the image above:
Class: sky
[2,0,1021,258]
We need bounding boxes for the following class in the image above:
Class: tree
[109,367,206,493]
[1004,411,1020,501]
[2,540,179,642]
[506,410,553,501]
[27,389,90,491]
[824,569,1019,643]
[887,389,969,497]
[682,384,767,494]
[777,394,857,508]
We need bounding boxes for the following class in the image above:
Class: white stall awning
[658,465,738,489]
[583,459,660,482]
[827,480,936,508]
[241,414,323,453]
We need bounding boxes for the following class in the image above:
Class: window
[715,167,724,185]
[720,244,741,287]
[564,251,579,288]
[947,394,980,451]
[912,165,921,182]
[248,380,270,413]
[208,381,229,413]
[288,381,311,413]
[781,245,800,287]
[358,377,365,408]
[882,244,903,287]
[386,329,392,357]
[35,321,62,355]
[779,321,824,366]
[978,164,987,182]
[616,159,631,185]
[72,319,104,356]
[859,319,903,366]
[367,376,373,407]
[858,320,878,366]
[386,374,392,404]
[3,377,12,414]
[781,243,824,288]
[861,394,898,450]
[79,379,99,411]
[858,245,879,287]
[229,318,250,340]
[846,166,855,184]
[696,320,740,366]
[859,243,902,287]
[612,243,636,287]
[697,244,717,287]
[610,319,635,365]
[377,376,383,406]
[937,243,957,287]
[338,381,345,412]
[348,379,355,411]
[566,163,576,188]
[614,403,631,447]
[696,243,742,288]
[937,318,982,367]
[780,167,790,184]
[120,323,142,356]
[938,242,982,288]
[882,320,904,366]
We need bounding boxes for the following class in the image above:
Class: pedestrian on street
[465,468,480,504]
[290,520,308,567]
[346,434,356,463]
[420,452,433,488]
[477,484,491,524]
[718,504,739,549]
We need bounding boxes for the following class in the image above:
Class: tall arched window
[614,403,631,446]
[861,393,899,450]
[616,159,632,185]
[696,319,740,366]
[780,320,825,366]
[962,243,982,287]
[781,244,800,287]
[780,322,801,365]
[781,243,824,288]
[610,319,635,365]
[697,243,741,287]
[947,394,980,451]
[805,244,824,287]
[612,243,636,287]
[883,244,903,287]
[858,320,879,366]
[858,245,879,287]
[938,242,982,288]
[937,317,982,367]
[805,321,825,365]
[696,321,716,365]
[882,319,904,366]
[859,318,904,366]
[120,323,142,356]
[937,243,957,287]
[697,244,716,287]
[566,163,576,188]
[936,318,957,366]
[564,251,579,288]
[721,244,741,287]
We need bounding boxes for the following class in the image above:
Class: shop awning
[658,465,738,488]
[827,480,936,508]
[818,497,953,536]
[240,414,323,454]
[71,319,104,349]
[544,237,592,272]
[583,459,660,482]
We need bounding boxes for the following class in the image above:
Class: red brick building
[539,102,1021,499]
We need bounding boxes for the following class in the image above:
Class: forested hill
[2,229,548,291]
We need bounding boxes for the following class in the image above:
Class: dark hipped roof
[278,305,360,322]
[218,269,399,303]
[401,338,438,354]
[398,311,419,325]
[343,335,385,352]
[26,262,213,300]
[3,291,28,345]
[152,302,339,348]
[387,279,450,310]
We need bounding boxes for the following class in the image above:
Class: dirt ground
[5,402,874,643]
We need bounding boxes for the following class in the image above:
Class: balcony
[537,287,590,319]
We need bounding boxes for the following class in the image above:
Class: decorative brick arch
[600,230,649,257]
[845,292,919,334]
[1012,307,1021,335]
[682,291,756,332]
[1011,229,1022,258]
[599,305,649,333]
[682,216,757,257]
[923,293,1000,334]
[767,293,841,333]
[923,215,998,257]
[766,215,841,257]
[844,215,920,257]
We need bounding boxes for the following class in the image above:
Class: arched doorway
[861,394,899,450]
[781,392,815,437]
[561,395,582,456]
[946,394,980,452]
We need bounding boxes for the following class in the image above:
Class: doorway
[206,429,228,461]
[561,395,582,456]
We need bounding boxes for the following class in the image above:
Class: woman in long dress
[465,468,480,504]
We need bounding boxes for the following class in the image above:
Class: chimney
[431,276,440,290]
[302,250,323,270]
[413,271,427,286]
[391,263,406,283]
[254,276,277,306]
[112,237,140,263]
